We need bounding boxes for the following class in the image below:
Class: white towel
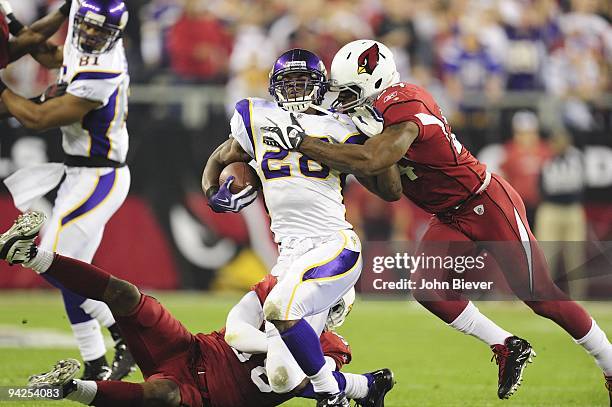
[3,163,66,211]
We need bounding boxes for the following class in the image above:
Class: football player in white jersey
[202,49,400,407]
[0,0,134,381]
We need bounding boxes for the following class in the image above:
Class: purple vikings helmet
[72,0,129,54]
[269,49,328,113]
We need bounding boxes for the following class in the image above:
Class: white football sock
[449,302,512,346]
[23,249,54,274]
[265,322,307,394]
[309,364,340,395]
[81,299,116,328]
[66,380,97,405]
[71,319,106,362]
[575,319,612,376]
[343,373,369,399]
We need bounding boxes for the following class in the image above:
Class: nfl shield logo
[473,204,485,215]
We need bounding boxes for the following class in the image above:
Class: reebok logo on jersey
[383,91,398,104]
[474,204,485,215]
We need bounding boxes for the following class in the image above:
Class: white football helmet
[329,39,400,113]
[325,287,356,331]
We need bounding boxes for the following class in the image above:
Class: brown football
[219,162,261,194]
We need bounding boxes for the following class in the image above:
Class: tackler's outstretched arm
[299,121,419,177]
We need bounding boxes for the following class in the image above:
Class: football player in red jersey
[0,211,394,407]
[264,39,612,402]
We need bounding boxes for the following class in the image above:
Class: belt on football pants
[64,154,126,168]
[436,171,491,216]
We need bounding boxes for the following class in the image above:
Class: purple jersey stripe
[302,248,360,281]
[73,71,121,81]
[344,134,368,145]
[235,99,256,153]
[61,170,116,226]
[83,88,118,157]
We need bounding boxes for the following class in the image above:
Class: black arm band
[205,186,220,200]
[59,2,71,16]
[7,14,25,36]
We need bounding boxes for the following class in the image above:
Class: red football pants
[412,174,592,339]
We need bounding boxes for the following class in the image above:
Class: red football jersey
[198,274,352,407]
[0,14,9,69]
[373,82,488,213]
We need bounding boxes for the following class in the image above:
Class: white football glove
[0,1,14,16]
[262,113,306,150]
[351,105,384,137]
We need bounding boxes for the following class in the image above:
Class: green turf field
[0,291,610,406]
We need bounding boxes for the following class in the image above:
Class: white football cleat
[28,358,80,390]
[0,211,46,265]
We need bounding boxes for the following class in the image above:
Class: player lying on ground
[202,48,401,407]
[0,212,394,407]
[263,39,612,402]
[0,0,136,381]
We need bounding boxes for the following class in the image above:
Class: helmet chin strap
[309,104,349,125]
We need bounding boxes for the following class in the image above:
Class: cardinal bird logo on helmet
[357,43,379,75]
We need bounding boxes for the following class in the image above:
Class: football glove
[262,112,306,150]
[39,82,68,103]
[207,176,257,213]
[351,105,384,137]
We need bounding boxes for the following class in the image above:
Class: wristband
[205,186,220,200]
[6,14,24,35]
[0,80,8,96]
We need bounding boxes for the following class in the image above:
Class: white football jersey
[58,0,130,163]
[230,98,366,243]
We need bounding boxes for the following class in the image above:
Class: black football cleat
[81,356,111,381]
[316,392,350,407]
[355,368,395,407]
[491,336,535,399]
[109,341,137,380]
[605,376,611,407]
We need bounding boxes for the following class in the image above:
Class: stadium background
[0,1,611,406]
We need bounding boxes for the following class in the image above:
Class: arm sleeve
[224,291,268,354]
[320,331,352,370]
[66,72,122,104]
[230,99,256,159]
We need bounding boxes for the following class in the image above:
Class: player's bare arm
[356,164,402,202]
[202,138,251,192]
[299,121,419,177]
[30,42,64,69]
[7,8,68,63]
[0,88,100,131]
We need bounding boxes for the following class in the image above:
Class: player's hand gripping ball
[207,163,260,213]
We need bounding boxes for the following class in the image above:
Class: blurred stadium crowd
[0,0,611,295]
